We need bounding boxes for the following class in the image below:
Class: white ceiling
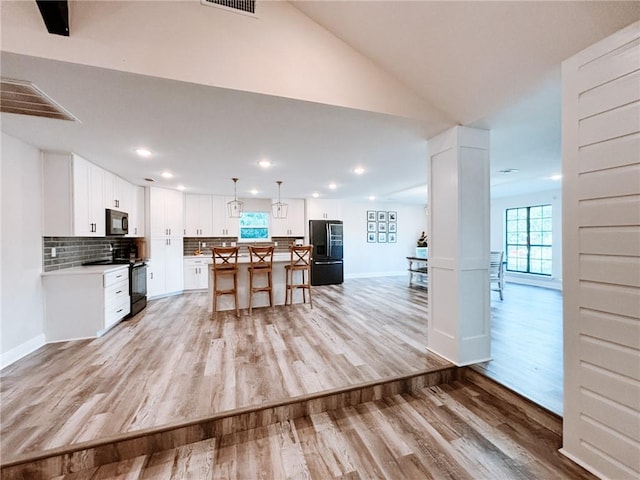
[1,1,638,202]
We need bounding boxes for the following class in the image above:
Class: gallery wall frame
[366,210,398,243]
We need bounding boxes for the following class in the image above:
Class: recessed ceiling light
[250,188,259,195]
[161,171,174,179]
[258,159,271,168]
[550,174,562,181]
[136,148,152,158]
[498,168,520,174]
[369,195,376,201]
[312,192,320,198]
[328,183,337,190]
[353,166,365,175]
[177,185,186,191]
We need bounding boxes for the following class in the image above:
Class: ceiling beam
[35,1,69,36]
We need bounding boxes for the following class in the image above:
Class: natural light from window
[505,204,552,275]
[239,212,269,241]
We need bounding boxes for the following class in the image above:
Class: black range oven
[129,261,147,317]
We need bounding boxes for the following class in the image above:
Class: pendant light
[227,177,244,218]
[271,180,288,219]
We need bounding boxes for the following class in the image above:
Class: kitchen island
[185,253,300,313]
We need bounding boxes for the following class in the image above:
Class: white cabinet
[271,198,305,237]
[184,257,212,290]
[43,152,105,236]
[148,187,184,237]
[306,199,342,221]
[128,186,145,238]
[103,171,132,212]
[185,194,213,237]
[148,237,184,297]
[212,196,239,237]
[43,266,130,342]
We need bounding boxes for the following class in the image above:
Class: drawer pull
[116,290,122,294]
[117,308,123,313]
[116,274,123,279]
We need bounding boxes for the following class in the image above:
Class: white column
[427,126,491,366]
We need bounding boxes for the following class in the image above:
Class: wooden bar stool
[248,245,274,314]
[285,245,313,307]
[211,246,240,318]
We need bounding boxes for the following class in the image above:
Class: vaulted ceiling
[1,1,638,202]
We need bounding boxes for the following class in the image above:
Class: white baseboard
[1,333,46,370]
[345,271,405,279]
[505,274,562,290]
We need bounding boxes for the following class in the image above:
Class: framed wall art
[367,221,376,232]
[367,232,376,243]
[367,211,376,222]
[378,232,387,243]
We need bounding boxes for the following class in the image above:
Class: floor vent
[0,78,78,121]
[201,0,257,16]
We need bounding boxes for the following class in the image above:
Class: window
[505,204,552,275]
[239,212,269,241]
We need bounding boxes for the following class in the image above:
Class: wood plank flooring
[1,277,450,463]
[53,376,594,480]
[475,283,563,415]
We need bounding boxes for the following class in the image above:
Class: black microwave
[106,209,128,236]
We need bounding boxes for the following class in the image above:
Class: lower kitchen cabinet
[42,265,130,342]
[183,257,212,290]
[147,237,184,297]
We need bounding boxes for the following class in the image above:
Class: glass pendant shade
[227,177,244,218]
[271,181,288,219]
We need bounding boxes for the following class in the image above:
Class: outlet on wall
[202,242,206,247]
[51,247,57,258]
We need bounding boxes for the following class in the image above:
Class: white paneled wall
[561,20,640,479]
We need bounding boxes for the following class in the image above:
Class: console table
[406,256,428,289]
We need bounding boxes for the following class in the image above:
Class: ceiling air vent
[201,0,257,16]
[0,78,78,121]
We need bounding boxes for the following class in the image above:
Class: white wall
[1,133,45,368]
[342,201,428,278]
[491,188,562,289]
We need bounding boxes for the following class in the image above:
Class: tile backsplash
[43,237,138,272]
[183,237,303,256]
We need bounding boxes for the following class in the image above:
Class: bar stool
[248,245,274,314]
[211,246,240,318]
[285,245,313,307]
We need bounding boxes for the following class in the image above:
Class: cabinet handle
[117,308,123,313]
[134,227,137,235]
[150,272,154,279]
[169,228,172,235]
[116,274,123,279]
[116,290,122,294]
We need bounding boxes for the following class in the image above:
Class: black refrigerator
[309,220,344,286]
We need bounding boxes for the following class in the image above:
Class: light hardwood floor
[475,282,563,415]
[54,374,594,480]
[1,277,450,462]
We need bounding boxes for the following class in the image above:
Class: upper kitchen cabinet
[43,152,105,237]
[147,187,184,237]
[103,171,133,213]
[271,198,305,237]
[184,194,213,237]
[306,199,342,221]
[128,186,145,238]
[211,196,239,237]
